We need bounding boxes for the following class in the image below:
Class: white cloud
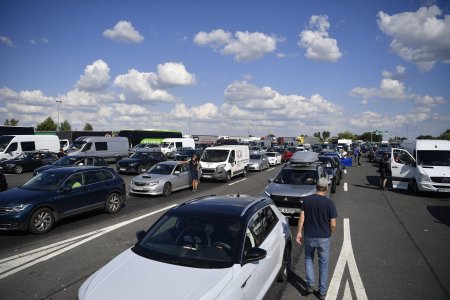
[194,29,277,61]
[156,62,197,87]
[76,60,110,91]
[350,111,430,129]
[225,81,276,103]
[114,69,173,102]
[415,95,446,106]
[377,5,450,71]
[0,36,15,48]
[103,20,144,43]
[299,15,342,62]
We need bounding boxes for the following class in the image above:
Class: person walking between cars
[354,147,361,166]
[379,152,389,191]
[188,154,200,191]
[296,177,337,300]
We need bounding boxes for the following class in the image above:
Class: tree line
[4,117,93,131]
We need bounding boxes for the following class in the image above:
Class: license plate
[437,188,450,193]
[133,187,144,191]
[202,175,212,178]
[120,168,126,171]
[279,208,299,214]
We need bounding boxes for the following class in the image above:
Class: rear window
[21,141,36,151]
[84,170,114,185]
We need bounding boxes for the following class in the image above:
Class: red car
[276,148,294,162]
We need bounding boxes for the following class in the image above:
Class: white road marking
[343,182,348,192]
[0,204,177,280]
[344,169,347,174]
[228,178,247,185]
[343,280,352,300]
[327,218,367,300]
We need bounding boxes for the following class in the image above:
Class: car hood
[34,164,54,173]
[79,249,232,300]
[265,182,316,197]
[0,188,49,206]
[133,173,170,181]
[249,159,261,164]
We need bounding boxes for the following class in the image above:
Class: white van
[200,145,250,182]
[390,139,450,193]
[160,138,195,156]
[0,135,60,160]
[67,136,129,162]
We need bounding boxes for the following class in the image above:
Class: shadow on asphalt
[427,206,450,227]
[288,269,308,296]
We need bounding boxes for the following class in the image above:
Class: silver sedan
[129,161,191,196]
[247,153,270,171]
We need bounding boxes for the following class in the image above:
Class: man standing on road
[354,146,361,166]
[379,152,389,191]
[296,178,337,300]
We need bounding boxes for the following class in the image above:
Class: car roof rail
[240,197,266,217]
[180,194,217,206]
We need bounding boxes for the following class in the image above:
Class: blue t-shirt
[301,194,338,238]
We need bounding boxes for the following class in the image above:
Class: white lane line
[343,280,352,300]
[343,182,348,192]
[327,218,367,300]
[344,169,347,174]
[0,204,177,280]
[228,178,247,185]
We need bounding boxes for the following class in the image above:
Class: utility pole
[56,100,62,131]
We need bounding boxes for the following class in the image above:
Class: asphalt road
[0,160,449,300]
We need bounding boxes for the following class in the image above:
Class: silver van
[67,136,129,163]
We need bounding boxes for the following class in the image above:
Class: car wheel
[277,244,291,282]
[105,193,123,214]
[331,180,337,193]
[13,165,23,174]
[29,208,54,234]
[409,179,419,195]
[225,172,231,183]
[163,182,172,196]
[241,167,247,177]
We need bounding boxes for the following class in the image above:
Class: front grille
[201,169,215,174]
[134,182,147,186]
[430,177,450,184]
[270,195,302,208]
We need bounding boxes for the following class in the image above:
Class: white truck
[0,135,60,160]
[390,139,450,194]
[160,138,195,156]
[200,145,250,182]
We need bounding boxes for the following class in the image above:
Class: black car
[33,155,108,176]
[0,166,126,234]
[0,151,59,174]
[116,151,167,174]
[318,155,343,193]
[173,149,203,161]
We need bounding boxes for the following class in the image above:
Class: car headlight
[129,163,137,167]
[5,204,30,213]
[147,181,159,186]
[5,163,15,168]
[216,164,226,169]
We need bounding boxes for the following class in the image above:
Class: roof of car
[173,194,271,220]
[42,166,111,174]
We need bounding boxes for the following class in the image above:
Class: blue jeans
[304,237,331,296]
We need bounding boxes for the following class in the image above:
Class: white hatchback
[266,151,282,165]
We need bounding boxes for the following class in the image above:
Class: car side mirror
[135,230,146,242]
[60,186,71,193]
[243,247,267,264]
[267,178,274,183]
[174,170,180,175]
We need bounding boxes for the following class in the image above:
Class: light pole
[56,100,62,131]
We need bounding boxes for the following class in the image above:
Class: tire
[105,193,123,214]
[13,165,23,174]
[29,208,55,234]
[409,179,420,195]
[277,245,291,282]
[331,180,337,193]
[225,172,231,183]
[241,167,247,177]
[163,182,172,197]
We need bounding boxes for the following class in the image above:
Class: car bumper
[0,214,29,231]
[0,166,15,173]
[117,166,142,174]
[200,168,227,180]
[129,185,162,196]
[418,182,450,193]
[248,164,261,171]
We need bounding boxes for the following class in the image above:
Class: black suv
[33,155,108,176]
[262,152,331,220]
[116,151,166,174]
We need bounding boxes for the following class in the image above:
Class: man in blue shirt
[296,177,337,300]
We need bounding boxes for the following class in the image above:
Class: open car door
[390,148,416,190]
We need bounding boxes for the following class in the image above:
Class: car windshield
[133,213,243,268]
[147,163,174,175]
[201,149,229,162]
[131,152,150,159]
[178,150,195,156]
[417,150,450,166]
[318,157,333,165]
[274,168,318,185]
[21,171,67,192]
[0,136,14,152]
[53,156,80,166]
[250,154,261,160]
[68,140,86,150]
[266,152,276,157]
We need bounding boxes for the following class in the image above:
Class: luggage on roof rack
[289,151,320,164]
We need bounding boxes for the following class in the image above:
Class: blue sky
[1,0,449,140]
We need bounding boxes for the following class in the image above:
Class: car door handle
[392,166,398,169]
